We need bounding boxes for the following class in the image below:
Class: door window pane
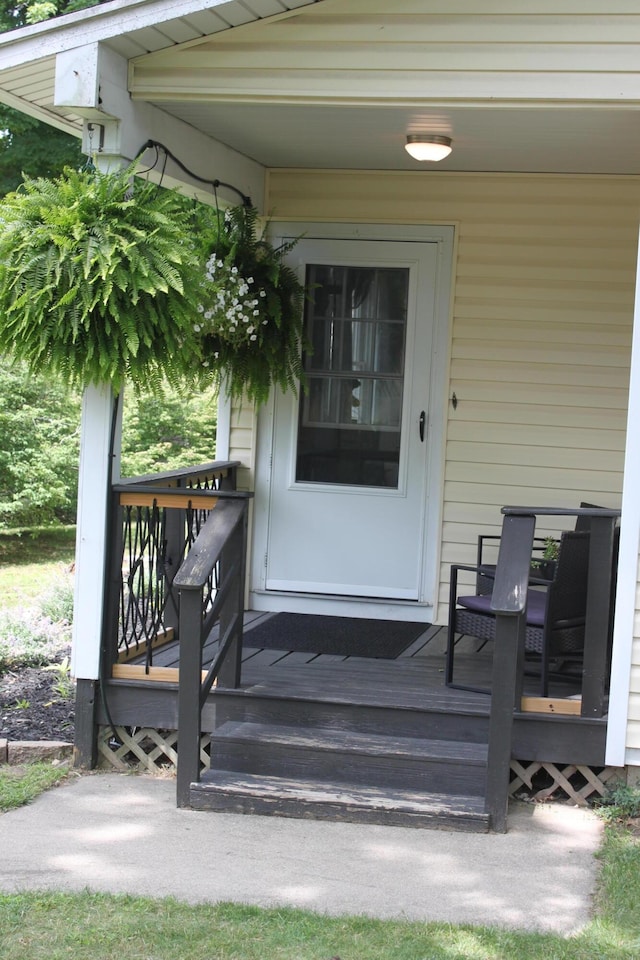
[296,264,409,488]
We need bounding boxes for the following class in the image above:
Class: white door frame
[250,221,455,621]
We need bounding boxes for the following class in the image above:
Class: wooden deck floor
[144,611,582,711]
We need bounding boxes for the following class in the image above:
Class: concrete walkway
[0,771,602,933]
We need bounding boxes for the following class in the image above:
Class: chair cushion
[457,588,547,626]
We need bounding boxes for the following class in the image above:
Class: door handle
[419,411,426,442]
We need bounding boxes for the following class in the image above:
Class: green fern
[0,165,205,393]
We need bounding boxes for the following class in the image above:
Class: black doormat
[243,613,429,660]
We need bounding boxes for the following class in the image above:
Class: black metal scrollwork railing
[104,461,240,671]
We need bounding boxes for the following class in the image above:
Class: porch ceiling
[143,100,640,175]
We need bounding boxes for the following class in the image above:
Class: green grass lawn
[0,527,75,610]
[0,822,638,960]
[0,761,71,813]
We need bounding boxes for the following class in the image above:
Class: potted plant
[193,204,306,405]
[531,536,559,580]
[0,166,306,404]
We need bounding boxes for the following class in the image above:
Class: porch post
[72,383,121,768]
[485,513,536,832]
[605,224,640,766]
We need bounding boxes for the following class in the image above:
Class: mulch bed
[0,666,74,742]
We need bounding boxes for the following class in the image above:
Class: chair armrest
[450,563,493,601]
[477,535,501,567]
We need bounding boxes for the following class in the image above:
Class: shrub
[595,784,640,822]
[39,578,74,624]
[0,607,70,672]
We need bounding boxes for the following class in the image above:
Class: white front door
[252,223,452,614]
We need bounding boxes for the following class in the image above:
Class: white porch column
[215,387,232,461]
[71,383,120,681]
[605,225,640,767]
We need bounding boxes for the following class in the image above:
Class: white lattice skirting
[97,725,624,805]
[509,759,623,806]
[97,725,211,774]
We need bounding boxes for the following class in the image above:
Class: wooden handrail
[104,459,244,678]
[119,460,241,487]
[174,497,250,807]
[174,500,247,591]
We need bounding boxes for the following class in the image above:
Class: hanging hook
[134,140,252,207]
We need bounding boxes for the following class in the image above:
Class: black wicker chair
[474,502,601,597]
[446,529,591,696]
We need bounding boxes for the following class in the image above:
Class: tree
[0,0,97,195]
[0,357,219,529]
[0,358,81,528]
[120,385,218,478]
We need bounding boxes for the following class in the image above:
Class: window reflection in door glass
[296,264,409,488]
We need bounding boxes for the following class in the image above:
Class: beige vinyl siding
[265,169,634,609]
[228,400,256,492]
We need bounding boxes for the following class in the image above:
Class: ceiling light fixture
[405,134,452,162]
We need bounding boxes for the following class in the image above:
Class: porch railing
[104,461,240,671]
[485,505,620,832]
[104,459,252,806]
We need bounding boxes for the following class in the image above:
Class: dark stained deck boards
[142,613,580,713]
[190,771,490,831]
[233,658,491,713]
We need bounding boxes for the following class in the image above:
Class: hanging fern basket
[0,166,307,404]
[0,164,206,394]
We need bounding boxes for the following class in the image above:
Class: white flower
[250,334,257,341]
[231,266,238,275]
[260,289,266,297]
[193,323,201,333]
[197,304,204,313]
[247,276,254,284]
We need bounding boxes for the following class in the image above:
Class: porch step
[212,685,491,743]
[190,770,490,832]
[209,721,488,797]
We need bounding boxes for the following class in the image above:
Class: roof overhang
[3,0,640,176]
